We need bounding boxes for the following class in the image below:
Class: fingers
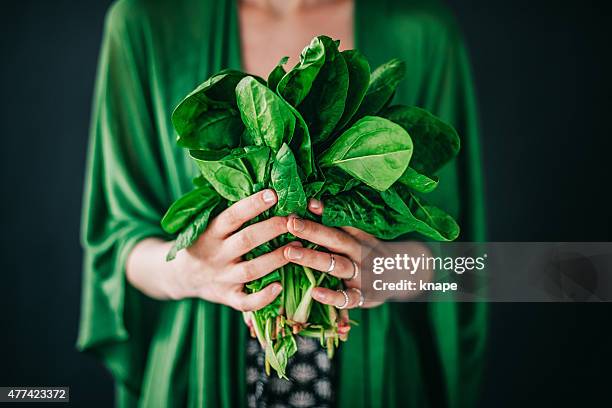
[225,242,301,283]
[308,198,323,215]
[287,216,361,256]
[209,189,278,237]
[231,282,282,312]
[311,287,362,309]
[224,216,289,258]
[283,246,357,280]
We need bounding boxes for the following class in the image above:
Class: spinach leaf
[353,59,406,119]
[191,146,271,202]
[334,49,370,131]
[236,76,296,152]
[267,56,289,92]
[396,166,439,193]
[277,36,326,106]
[383,105,460,175]
[322,185,459,241]
[319,116,412,190]
[320,167,361,196]
[271,143,307,216]
[303,181,325,198]
[298,36,349,145]
[286,104,315,178]
[166,196,224,261]
[381,186,459,241]
[161,184,218,234]
[172,70,248,150]
[175,109,243,150]
[322,186,407,239]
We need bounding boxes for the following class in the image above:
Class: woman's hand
[283,198,383,310]
[127,189,299,312]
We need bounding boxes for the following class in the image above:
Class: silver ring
[351,288,365,308]
[326,253,336,273]
[348,260,359,281]
[337,289,350,309]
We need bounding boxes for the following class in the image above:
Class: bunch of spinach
[161,36,461,378]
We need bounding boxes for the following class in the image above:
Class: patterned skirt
[246,335,336,408]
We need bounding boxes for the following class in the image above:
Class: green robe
[78,0,487,406]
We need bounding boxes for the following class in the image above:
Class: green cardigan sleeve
[77,2,168,392]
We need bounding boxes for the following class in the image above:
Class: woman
[78,0,486,407]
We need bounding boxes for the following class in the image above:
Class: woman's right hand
[166,189,297,311]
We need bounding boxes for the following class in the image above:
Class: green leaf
[176,109,243,150]
[236,76,296,152]
[354,59,406,119]
[383,105,460,175]
[277,36,326,106]
[267,56,289,92]
[319,116,412,191]
[246,270,281,291]
[287,105,315,178]
[297,36,349,145]
[334,49,370,131]
[271,143,307,216]
[381,186,459,241]
[166,196,224,260]
[320,167,361,196]
[191,146,271,202]
[273,334,298,378]
[172,69,249,150]
[161,184,218,234]
[303,181,325,198]
[322,186,459,241]
[396,167,439,193]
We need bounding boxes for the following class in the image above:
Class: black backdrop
[1,1,611,406]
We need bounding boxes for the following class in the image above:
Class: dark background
[1,0,611,406]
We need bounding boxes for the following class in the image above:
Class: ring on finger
[326,253,336,273]
[347,260,359,281]
[350,287,365,308]
[337,289,350,309]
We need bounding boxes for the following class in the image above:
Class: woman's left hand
[283,198,382,310]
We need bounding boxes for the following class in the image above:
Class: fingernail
[262,190,276,203]
[309,199,321,209]
[286,246,303,260]
[313,288,326,301]
[271,284,282,294]
[292,217,305,232]
[288,241,303,247]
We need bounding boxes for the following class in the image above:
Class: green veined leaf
[319,116,412,191]
[322,186,459,241]
[277,36,326,106]
[236,76,296,152]
[172,69,249,150]
[271,143,307,216]
[268,56,289,92]
[396,167,439,193]
[380,186,459,241]
[353,59,406,120]
[175,109,243,150]
[191,146,271,202]
[160,184,218,234]
[334,49,370,131]
[383,105,460,175]
[166,196,224,261]
[297,36,349,145]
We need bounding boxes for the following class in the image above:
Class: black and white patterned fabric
[246,335,336,408]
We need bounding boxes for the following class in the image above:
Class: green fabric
[78,0,487,407]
